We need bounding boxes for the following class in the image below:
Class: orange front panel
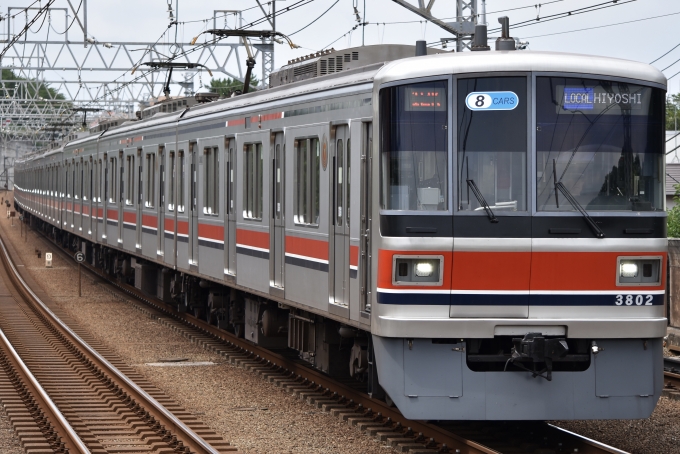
[530,251,666,292]
[452,251,531,291]
[286,236,328,261]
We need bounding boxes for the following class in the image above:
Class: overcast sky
[2,0,679,99]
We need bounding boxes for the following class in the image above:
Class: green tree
[1,69,68,103]
[669,184,680,237]
[668,93,680,131]
[208,76,259,96]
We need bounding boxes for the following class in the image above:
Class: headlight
[619,262,638,278]
[393,256,443,285]
[617,256,662,286]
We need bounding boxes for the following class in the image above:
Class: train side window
[97,159,102,202]
[126,155,135,206]
[294,138,320,226]
[457,76,527,212]
[204,147,218,215]
[145,153,155,208]
[83,161,89,201]
[168,152,175,211]
[243,143,263,220]
[178,151,185,212]
[74,162,79,200]
[227,146,234,214]
[109,157,117,203]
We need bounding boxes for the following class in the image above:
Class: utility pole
[362,0,366,46]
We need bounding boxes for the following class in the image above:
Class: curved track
[28,229,630,454]
[0,233,237,453]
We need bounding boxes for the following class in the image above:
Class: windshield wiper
[553,159,604,239]
[467,179,498,223]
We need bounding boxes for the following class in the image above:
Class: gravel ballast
[0,196,395,454]
[5,193,680,454]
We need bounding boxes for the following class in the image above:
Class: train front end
[371,50,667,420]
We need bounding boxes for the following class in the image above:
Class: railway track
[664,356,680,391]
[22,222,628,454]
[0,233,237,453]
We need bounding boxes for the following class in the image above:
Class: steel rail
[0,326,91,454]
[546,424,630,454]
[0,235,221,454]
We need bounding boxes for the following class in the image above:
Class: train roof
[376,50,667,88]
[21,48,666,163]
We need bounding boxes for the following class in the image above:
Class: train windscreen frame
[379,80,449,212]
[536,76,665,213]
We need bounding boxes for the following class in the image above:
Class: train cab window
[535,77,664,212]
[243,143,263,220]
[145,153,155,208]
[178,151,185,212]
[168,152,175,211]
[294,138,320,225]
[126,155,135,206]
[457,76,527,213]
[380,80,448,211]
[204,147,219,215]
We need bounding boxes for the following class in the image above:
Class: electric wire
[651,42,680,65]
[486,0,638,33]
[289,0,339,36]
[520,11,680,40]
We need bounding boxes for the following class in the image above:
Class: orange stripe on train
[237,229,269,249]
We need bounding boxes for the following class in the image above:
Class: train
[14,24,667,420]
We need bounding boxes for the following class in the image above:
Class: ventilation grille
[352,51,359,60]
[320,60,327,75]
[293,62,317,77]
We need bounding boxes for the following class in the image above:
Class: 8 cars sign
[465,91,519,111]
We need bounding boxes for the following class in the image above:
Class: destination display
[558,85,649,114]
[405,88,446,111]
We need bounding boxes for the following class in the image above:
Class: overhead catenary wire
[289,0,340,36]
[55,0,317,128]
[520,11,680,40]
[423,0,638,46]
[1,0,56,60]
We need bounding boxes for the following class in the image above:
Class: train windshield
[536,77,665,212]
[380,80,448,211]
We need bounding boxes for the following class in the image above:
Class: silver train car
[15,41,667,420]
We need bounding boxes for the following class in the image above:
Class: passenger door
[330,125,350,315]
[157,146,165,259]
[270,132,285,294]
[224,138,236,278]
[189,143,199,267]
[359,121,372,325]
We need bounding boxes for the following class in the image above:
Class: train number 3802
[615,294,654,306]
